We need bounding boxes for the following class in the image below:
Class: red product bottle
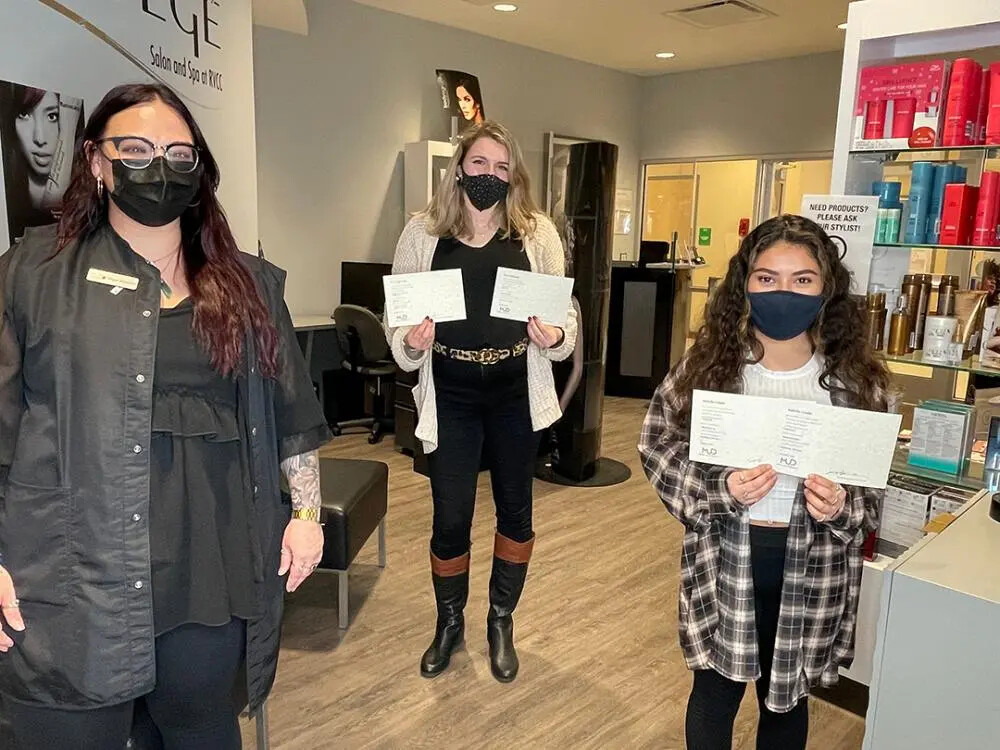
[891,97,916,138]
[943,59,983,147]
[987,63,1000,146]
[864,100,888,140]
[975,67,990,144]
[940,184,980,245]
[973,171,1000,247]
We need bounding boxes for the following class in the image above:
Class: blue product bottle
[872,181,902,208]
[904,161,935,245]
[926,164,950,245]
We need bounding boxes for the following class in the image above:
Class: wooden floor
[241,397,865,750]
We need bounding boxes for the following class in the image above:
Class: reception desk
[863,492,1000,749]
[604,262,692,399]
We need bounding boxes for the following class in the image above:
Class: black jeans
[6,618,245,750]
[685,525,809,750]
[427,360,539,560]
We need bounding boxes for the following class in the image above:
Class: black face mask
[459,172,509,211]
[748,291,824,341]
[109,157,203,227]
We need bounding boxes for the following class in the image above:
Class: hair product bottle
[888,294,911,356]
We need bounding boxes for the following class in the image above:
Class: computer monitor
[340,261,392,314]
[638,240,670,267]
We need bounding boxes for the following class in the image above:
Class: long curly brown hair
[55,83,278,378]
[671,214,890,426]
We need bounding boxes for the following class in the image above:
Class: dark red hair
[56,83,278,378]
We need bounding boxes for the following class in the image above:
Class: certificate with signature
[382,270,467,328]
[689,390,902,489]
[489,267,574,327]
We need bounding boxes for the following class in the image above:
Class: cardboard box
[929,486,975,518]
[853,60,951,150]
[879,474,938,552]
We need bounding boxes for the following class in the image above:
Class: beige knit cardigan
[384,212,578,454]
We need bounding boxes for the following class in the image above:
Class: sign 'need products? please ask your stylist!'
[800,194,879,291]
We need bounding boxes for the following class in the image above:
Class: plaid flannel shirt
[637,354,882,713]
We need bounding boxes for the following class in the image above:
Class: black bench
[318,457,389,629]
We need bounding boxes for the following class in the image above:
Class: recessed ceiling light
[493,3,518,11]
[655,52,676,59]
[838,22,848,30]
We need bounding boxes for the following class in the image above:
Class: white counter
[864,492,1000,749]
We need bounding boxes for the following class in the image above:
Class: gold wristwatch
[291,507,322,523]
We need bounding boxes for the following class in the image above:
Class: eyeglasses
[94,136,200,173]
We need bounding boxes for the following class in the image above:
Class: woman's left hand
[804,474,848,523]
[279,519,324,593]
[527,316,563,349]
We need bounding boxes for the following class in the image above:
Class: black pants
[427,363,539,560]
[6,618,245,750]
[686,525,809,750]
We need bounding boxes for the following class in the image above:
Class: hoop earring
[96,175,104,198]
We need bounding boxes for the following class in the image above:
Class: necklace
[145,246,182,297]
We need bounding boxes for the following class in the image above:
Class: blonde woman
[386,121,577,682]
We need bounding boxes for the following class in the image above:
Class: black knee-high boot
[487,533,534,683]
[420,550,470,678]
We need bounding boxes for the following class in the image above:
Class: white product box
[879,475,938,549]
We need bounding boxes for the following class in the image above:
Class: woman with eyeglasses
[0,83,330,749]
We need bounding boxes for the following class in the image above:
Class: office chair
[332,304,396,444]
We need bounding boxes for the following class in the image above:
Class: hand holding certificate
[689,390,902,489]
[383,270,467,328]
[490,267,574,327]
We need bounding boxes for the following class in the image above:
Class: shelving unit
[882,350,1000,377]
[829,0,1000,691]
[891,445,984,491]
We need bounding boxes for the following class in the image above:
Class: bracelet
[291,507,322,523]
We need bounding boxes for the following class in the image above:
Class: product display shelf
[849,144,999,158]
[873,241,998,252]
[882,349,1000,377]
[890,444,985,491]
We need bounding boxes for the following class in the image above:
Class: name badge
[86,268,139,291]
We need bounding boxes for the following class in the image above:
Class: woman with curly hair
[638,214,890,750]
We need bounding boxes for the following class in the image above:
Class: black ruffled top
[148,301,260,636]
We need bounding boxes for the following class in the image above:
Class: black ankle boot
[420,552,470,678]
[487,534,534,683]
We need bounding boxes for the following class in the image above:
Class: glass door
[641,163,698,251]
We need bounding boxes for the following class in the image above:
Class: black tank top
[430,232,531,351]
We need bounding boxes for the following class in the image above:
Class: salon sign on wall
[800,194,880,290]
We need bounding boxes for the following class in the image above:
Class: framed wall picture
[0,79,84,244]
[436,69,485,139]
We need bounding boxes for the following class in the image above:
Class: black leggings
[6,618,245,750]
[685,525,809,750]
[427,366,539,560]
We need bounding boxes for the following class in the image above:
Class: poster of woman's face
[0,79,84,245]
[435,69,485,135]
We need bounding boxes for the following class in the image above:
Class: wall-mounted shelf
[849,145,999,157]
[873,242,1000,252]
[882,350,1000,378]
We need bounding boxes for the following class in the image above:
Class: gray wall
[254,0,642,314]
[638,52,843,161]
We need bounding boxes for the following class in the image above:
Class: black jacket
[0,224,330,711]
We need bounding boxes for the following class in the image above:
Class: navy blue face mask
[748,291,824,341]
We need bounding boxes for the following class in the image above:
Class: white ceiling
[348,0,853,75]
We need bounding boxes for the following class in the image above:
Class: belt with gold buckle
[432,338,529,365]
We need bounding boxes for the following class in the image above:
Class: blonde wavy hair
[424,121,541,240]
